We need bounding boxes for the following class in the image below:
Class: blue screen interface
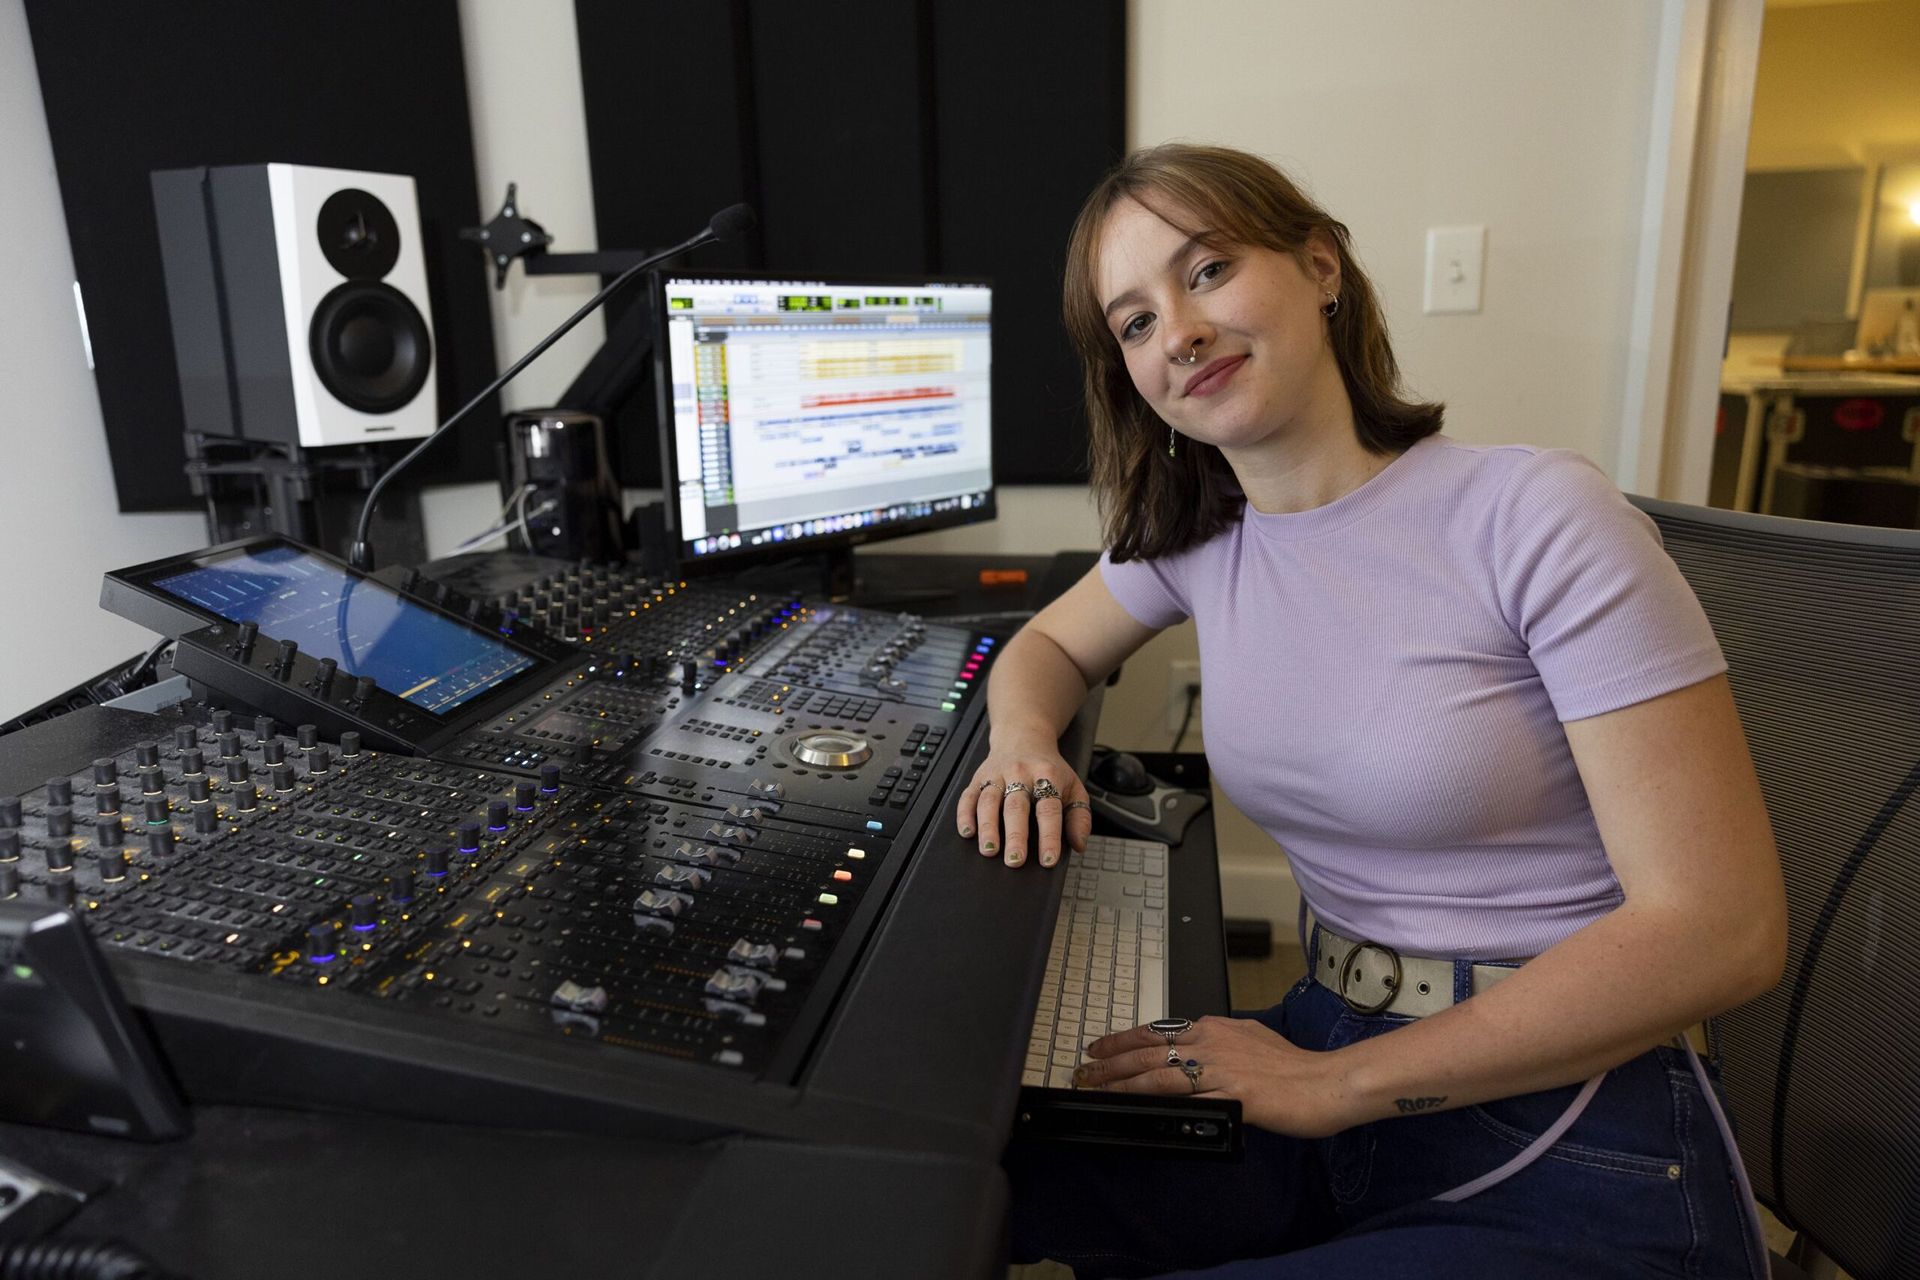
[154,545,538,715]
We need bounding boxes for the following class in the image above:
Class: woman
[961,144,1786,1277]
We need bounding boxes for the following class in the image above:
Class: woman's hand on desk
[956,737,1092,869]
[1073,1016,1359,1140]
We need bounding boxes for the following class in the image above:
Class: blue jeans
[1007,977,1764,1278]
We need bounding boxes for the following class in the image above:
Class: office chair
[1631,496,1920,1280]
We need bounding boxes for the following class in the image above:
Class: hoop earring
[1168,426,1176,458]
[1322,291,1340,319]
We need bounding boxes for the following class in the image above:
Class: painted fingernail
[958,825,973,838]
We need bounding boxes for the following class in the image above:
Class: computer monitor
[652,272,995,585]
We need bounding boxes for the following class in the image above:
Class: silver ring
[1002,780,1028,798]
[1181,1058,1203,1092]
[1166,1047,1182,1066]
[1031,778,1061,802]
[978,779,997,792]
[1065,800,1091,813]
[1148,1017,1192,1048]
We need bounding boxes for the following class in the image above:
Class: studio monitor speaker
[153,163,437,448]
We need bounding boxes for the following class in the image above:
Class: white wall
[0,0,207,719]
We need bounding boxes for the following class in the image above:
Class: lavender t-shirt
[1100,435,1725,959]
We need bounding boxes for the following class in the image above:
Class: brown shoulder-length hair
[1063,144,1443,562]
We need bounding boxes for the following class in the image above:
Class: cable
[452,497,558,555]
[1170,684,1200,751]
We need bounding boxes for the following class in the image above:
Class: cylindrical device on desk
[500,409,624,562]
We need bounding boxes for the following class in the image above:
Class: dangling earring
[1167,426,1177,458]
[1322,290,1340,319]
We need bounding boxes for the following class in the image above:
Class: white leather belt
[1308,913,1522,1019]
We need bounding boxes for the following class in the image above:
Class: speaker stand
[183,433,426,565]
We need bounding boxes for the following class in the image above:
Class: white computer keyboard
[1021,832,1171,1089]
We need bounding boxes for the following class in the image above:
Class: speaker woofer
[308,281,432,414]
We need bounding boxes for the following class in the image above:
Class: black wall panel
[26,0,499,513]
[573,0,1125,488]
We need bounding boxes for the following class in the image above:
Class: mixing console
[0,535,1042,1142]
[1,709,890,1075]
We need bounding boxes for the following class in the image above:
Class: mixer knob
[145,829,174,858]
[641,653,662,677]
[261,738,287,766]
[274,640,299,676]
[47,878,75,909]
[210,709,234,734]
[253,716,276,741]
[389,868,415,904]
[314,658,337,694]
[617,651,637,673]
[226,758,250,785]
[722,803,768,824]
[297,724,319,750]
[181,749,205,776]
[135,741,161,768]
[234,622,259,655]
[218,732,243,759]
[306,922,338,963]
[513,780,536,811]
[97,849,127,883]
[0,796,20,828]
[45,838,73,874]
[350,893,378,932]
[194,806,221,835]
[173,725,198,751]
[235,783,259,813]
[46,777,72,807]
[309,747,332,776]
[727,938,782,969]
[654,864,710,891]
[139,766,165,796]
[45,807,72,840]
[144,796,170,826]
[92,758,118,786]
[424,844,450,877]
[593,603,610,625]
[96,786,121,816]
[351,676,376,705]
[430,581,451,605]
[747,779,785,801]
[96,818,123,848]
[271,765,295,793]
[680,659,699,691]
[186,776,210,804]
[466,598,487,622]
[339,731,361,759]
[633,889,694,919]
[485,798,510,831]
[703,824,756,846]
[0,830,17,862]
[0,864,17,897]
[400,569,421,594]
[455,821,482,854]
[539,763,562,794]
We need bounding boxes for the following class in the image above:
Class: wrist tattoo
[1393,1096,1447,1114]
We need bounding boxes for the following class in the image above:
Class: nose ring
[1172,340,1201,367]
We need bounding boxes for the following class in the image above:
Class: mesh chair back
[1631,496,1920,1280]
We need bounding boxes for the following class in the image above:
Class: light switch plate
[1423,225,1485,315]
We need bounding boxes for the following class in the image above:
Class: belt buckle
[1337,938,1403,1015]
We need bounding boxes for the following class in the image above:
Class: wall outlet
[1167,660,1202,733]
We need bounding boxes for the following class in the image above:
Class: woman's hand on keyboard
[1072,1015,1358,1139]
[957,742,1092,869]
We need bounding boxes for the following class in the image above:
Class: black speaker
[152,163,438,448]
[501,410,625,561]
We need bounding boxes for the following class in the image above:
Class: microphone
[348,203,758,570]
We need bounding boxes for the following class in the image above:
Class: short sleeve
[1492,450,1726,723]
[1099,548,1193,630]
